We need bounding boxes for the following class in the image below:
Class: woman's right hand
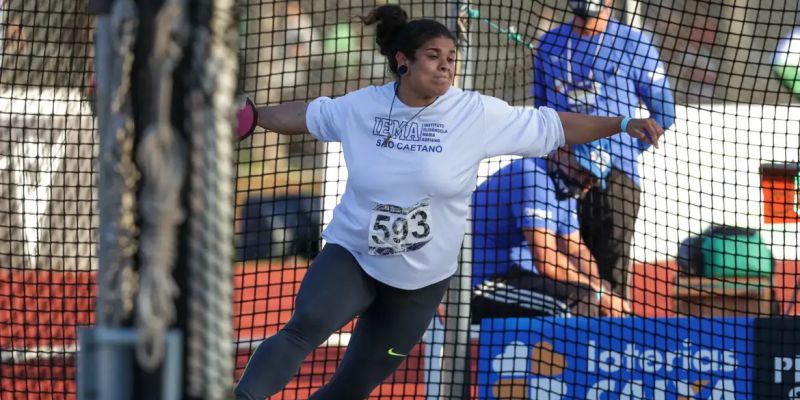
[236,96,258,141]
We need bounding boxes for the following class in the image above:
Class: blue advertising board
[753,318,800,399]
[477,317,753,399]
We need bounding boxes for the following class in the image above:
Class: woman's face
[400,36,456,98]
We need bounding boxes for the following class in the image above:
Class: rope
[134,0,190,371]
[184,0,238,397]
[98,0,140,328]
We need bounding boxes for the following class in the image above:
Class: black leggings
[234,244,450,400]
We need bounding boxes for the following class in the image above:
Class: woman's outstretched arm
[557,111,664,148]
[238,98,311,140]
[254,101,310,136]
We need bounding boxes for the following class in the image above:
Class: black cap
[569,0,605,18]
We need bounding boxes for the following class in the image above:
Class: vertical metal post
[435,2,475,399]
[78,328,183,400]
[624,0,642,29]
[81,2,139,400]
[0,5,6,69]
[455,1,475,91]
[86,1,133,398]
[91,0,112,328]
[81,1,187,399]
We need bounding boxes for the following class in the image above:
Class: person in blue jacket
[532,0,676,300]
[472,139,630,318]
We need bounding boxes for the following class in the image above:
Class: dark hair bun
[362,5,408,56]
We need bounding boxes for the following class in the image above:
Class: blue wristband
[620,117,632,133]
[596,286,604,301]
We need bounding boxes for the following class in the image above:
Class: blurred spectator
[324,22,358,56]
[238,0,326,180]
[321,19,385,92]
[241,0,322,104]
[680,15,720,102]
[237,195,322,261]
[1,0,93,88]
[3,15,30,56]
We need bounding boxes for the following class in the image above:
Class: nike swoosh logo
[387,348,406,357]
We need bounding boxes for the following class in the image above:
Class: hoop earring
[397,64,408,75]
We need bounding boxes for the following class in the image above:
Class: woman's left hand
[626,118,665,149]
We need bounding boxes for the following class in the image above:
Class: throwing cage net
[0,0,798,399]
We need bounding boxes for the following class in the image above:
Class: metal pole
[92,0,113,329]
[456,2,475,91]
[81,1,140,399]
[83,0,188,398]
[0,6,6,70]
[436,2,475,399]
[624,0,641,29]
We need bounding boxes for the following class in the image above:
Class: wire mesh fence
[1,0,799,398]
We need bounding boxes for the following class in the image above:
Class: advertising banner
[753,318,800,399]
[478,317,753,399]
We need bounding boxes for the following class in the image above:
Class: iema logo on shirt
[477,317,753,400]
[373,117,448,143]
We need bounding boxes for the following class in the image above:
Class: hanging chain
[99,0,140,327]
[184,0,238,396]
[134,0,190,371]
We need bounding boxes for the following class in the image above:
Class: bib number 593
[368,200,432,256]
